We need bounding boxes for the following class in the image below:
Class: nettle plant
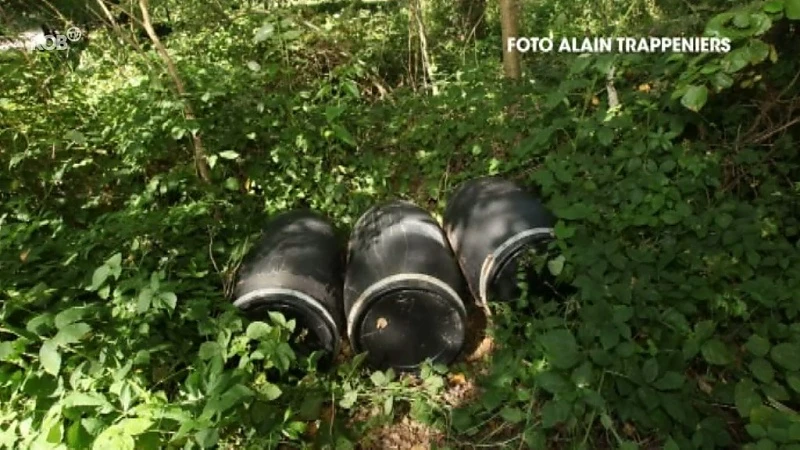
[0,245,316,449]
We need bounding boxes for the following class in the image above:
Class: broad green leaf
[787,374,800,393]
[763,0,784,13]
[118,418,152,435]
[199,342,222,360]
[218,151,239,160]
[339,390,357,409]
[254,23,274,43]
[745,335,771,357]
[370,371,388,387]
[735,379,762,417]
[63,392,109,408]
[499,406,524,423]
[749,358,775,383]
[91,265,110,290]
[771,343,800,371]
[106,253,122,270]
[263,383,282,401]
[540,329,580,369]
[654,372,684,391]
[537,370,571,394]
[159,292,177,310]
[681,85,709,112]
[642,358,659,384]
[55,307,89,329]
[547,255,565,276]
[246,322,272,340]
[92,426,134,450]
[331,124,356,146]
[53,322,91,346]
[701,339,734,365]
[137,288,152,313]
[715,213,733,229]
[786,0,800,19]
[40,340,61,376]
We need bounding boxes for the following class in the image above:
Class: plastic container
[232,209,345,368]
[443,177,556,305]
[344,200,468,371]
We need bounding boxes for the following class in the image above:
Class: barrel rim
[478,227,555,306]
[233,287,341,357]
[346,273,467,350]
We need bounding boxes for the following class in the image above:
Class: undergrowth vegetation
[1,0,800,448]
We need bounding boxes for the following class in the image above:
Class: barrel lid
[237,293,339,369]
[355,288,465,371]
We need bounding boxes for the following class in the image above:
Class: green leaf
[745,335,771,357]
[118,418,152,435]
[735,379,762,417]
[557,203,590,220]
[771,343,800,370]
[654,372,684,391]
[137,288,152,313]
[786,374,800,393]
[715,213,733,229]
[224,177,239,191]
[92,426,134,450]
[370,371,388,387]
[263,383,282,401]
[540,329,580,369]
[383,395,393,415]
[642,358,659,384]
[199,342,222,360]
[54,307,89,329]
[65,130,87,146]
[547,255,566,276]
[339,390,357,409]
[40,340,61,376]
[701,339,734,365]
[254,23,274,43]
[597,127,614,146]
[681,85,709,112]
[664,437,680,450]
[159,292,177,310]
[91,265,110,290]
[499,406,524,423]
[540,399,570,428]
[786,0,800,19]
[749,358,775,383]
[53,322,91,346]
[218,150,239,160]
[246,322,272,340]
[62,392,110,408]
[537,370,571,394]
[763,0,784,13]
[331,124,356,146]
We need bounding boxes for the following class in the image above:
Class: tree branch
[138,0,211,183]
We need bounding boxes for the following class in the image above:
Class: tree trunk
[138,0,211,183]
[499,0,521,79]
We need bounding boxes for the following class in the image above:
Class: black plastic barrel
[344,200,468,371]
[443,177,556,306]
[232,209,345,368]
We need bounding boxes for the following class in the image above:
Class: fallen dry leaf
[448,372,467,386]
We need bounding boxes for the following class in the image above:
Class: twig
[138,0,211,183]
[751,116,800,144]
